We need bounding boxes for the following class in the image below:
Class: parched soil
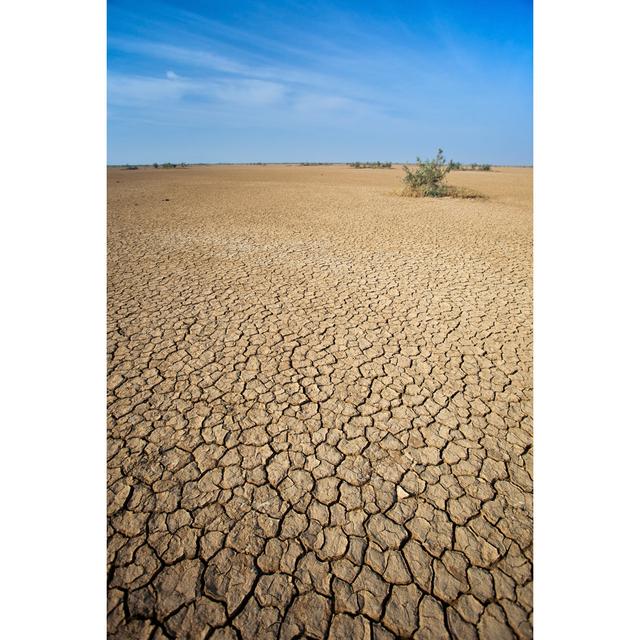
[107,165,532,639]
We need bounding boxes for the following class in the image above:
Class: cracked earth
[107,165,532,639]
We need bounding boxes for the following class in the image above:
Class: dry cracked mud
[107,165,532,639]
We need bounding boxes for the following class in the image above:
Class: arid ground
[108,165,532,639]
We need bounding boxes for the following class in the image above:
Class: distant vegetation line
[447,162,491,171]
[109,159,530,169]
[349,161,392,169]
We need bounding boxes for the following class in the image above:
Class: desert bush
[124,164,139,170]
[479,164,491,171]
[448,161,462,170]
[402,149,452,197]
[162,162,177,168]
[153,162,159,168]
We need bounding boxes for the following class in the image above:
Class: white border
[535,0,639,636]
[1,1,105,637]
[2,0,639,637]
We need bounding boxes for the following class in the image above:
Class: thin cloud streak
[108,36,383,105]
[108,29,395,122]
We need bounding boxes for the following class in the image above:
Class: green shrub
[153,162,159,168]
[402,149,451,197]
[448,161,462,170]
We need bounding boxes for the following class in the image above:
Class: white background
[1,0,639,636]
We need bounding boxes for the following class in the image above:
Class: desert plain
[107,164,532,639]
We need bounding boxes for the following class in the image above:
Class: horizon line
[107,161,534,168]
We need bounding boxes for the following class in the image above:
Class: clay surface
[108,165,532,639]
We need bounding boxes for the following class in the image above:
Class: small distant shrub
[153,162,159,169]
[300,162,332,166]
[162,162,177,168]
[349,161,392,169]
[448,161,462,170]
[124,164,138,170]
[402,149,451,197]
[479,164,491,171]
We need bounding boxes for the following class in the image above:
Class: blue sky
[107,0,532,165]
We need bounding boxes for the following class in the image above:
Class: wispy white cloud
[293,94,363,114]
[108,73,194,107]
[111,38,249,76]
[109,36,352,94]
[109,72,287,110]
[108,29,392,121]
[212,78,286,106]
[107,4,409,121]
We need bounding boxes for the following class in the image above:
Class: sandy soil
[108,165,532,639]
